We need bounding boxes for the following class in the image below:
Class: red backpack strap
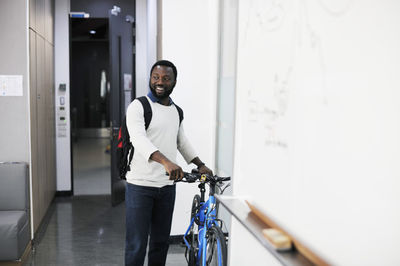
[117,128,123,148]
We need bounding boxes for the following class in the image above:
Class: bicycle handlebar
[178,171,231,184]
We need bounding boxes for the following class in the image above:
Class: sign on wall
[0,75,23,96]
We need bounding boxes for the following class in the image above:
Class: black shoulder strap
[137,96,152,130]
[174,103,184,125]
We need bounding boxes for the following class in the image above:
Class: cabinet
[29,0,56,233]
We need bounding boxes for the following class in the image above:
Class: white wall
[54,0,71,192]
[0,0,30,163]
[162,0,219,235]
[0,0,31,236]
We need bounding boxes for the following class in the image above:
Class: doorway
[70,18,111,195]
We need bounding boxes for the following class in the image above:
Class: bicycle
[177,170,231,266]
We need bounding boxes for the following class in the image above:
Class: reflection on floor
[73,138,111,195]
[24,196,187,266]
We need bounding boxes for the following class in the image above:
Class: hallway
[72,137,111,195]
[24,196,187,266]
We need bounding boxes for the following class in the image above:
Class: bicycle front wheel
[200,225,227,266]
[187,194,201,266]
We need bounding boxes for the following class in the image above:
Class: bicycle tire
[188,194,201,266]
[200,225,227,266]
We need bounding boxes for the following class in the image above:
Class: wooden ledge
[216,195,330,266]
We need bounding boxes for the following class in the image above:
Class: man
[125,60,212,266]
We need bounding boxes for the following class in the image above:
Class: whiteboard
[232,0,400,265]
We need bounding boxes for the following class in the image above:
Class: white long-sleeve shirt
[125,96,197,187]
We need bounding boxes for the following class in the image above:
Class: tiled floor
[25,137,188,265]
[24,195,188,266]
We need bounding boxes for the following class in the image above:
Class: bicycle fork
[199,195,219,266]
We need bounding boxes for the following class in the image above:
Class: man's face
[149,65,176,99]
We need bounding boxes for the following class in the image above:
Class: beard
[149,81,174,100]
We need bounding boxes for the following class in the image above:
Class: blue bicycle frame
[179,172,230,266]
[183,193,223,266]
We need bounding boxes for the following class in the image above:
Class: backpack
[117,96,184,179]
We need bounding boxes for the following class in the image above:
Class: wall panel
[35,0,45,36]
[28,0,56,233]
[29,29,41,232]
[50,44,56,198]
[45,41,55,208]
[30,0,36,30]
[36,34,47,224]
[45,0,54,44]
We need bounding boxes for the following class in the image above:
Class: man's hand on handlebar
[164,161,184,181]
[150,150,184,181]
[198,164,213,176]
[191,157,213,176]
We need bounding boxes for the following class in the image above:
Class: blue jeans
[125,183,176,266]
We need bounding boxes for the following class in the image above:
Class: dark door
[109,9,134,206]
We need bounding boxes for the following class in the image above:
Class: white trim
[25,0,34,240]
[209,0,219,171]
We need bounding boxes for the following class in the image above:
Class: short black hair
[150,60,177,80]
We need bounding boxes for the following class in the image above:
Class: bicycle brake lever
[191,168,199,174]
[185,173,198,183]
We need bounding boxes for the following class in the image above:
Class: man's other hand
[198,165,213,176]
